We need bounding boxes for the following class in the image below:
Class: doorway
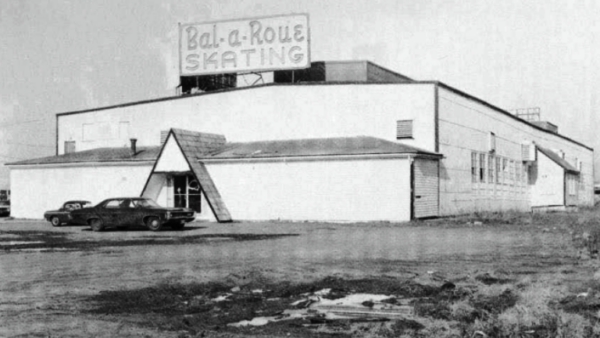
[173,174,201,212]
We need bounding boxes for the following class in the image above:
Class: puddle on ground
[229,288,413,327]
[1,241,44,246]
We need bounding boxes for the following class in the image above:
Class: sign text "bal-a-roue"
[180,14,310,76]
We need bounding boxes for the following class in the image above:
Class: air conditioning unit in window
[521,141,536,162]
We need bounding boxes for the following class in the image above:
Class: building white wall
[57,84,437,153]
[202,157,412,222]
[530,151,564,207]
[437,87,594,214]
[10,163,153,219]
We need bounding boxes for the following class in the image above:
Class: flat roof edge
[55,82,437,117]
[435,82,593,151]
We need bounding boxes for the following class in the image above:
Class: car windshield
[131,199,161,208]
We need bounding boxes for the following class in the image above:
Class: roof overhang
[6,160,155,170]
[198,152,442,164]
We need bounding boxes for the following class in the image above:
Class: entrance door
[413,159,439,218]
[173,175,202,212]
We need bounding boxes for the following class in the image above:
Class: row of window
[471,152,527,187]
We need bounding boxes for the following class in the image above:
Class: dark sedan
[69,197,195,232]
[44,200,92,226]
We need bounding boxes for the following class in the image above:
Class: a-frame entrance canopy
[141,129,232,222]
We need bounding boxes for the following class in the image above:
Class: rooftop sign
[179,14,310,76]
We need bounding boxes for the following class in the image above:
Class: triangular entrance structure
[141,129,232,223]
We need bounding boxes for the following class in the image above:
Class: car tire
[146,217,162,231]
[171,221,185,230]
[50,216,61,227]
[90,218,104,232]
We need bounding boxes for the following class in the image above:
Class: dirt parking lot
[0,216,597,337]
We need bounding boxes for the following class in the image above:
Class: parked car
[0,200,10,217]
[44,200,92,226]
[69,197,196,232]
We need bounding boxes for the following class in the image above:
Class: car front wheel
[146,217,162,232]
[90,218,104,232]
[50,216,61,227]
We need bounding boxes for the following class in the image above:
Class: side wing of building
[436,85,594,215]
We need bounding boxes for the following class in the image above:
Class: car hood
[153,207,194,213]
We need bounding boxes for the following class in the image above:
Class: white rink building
[7,61,594,222]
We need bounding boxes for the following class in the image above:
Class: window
[509,160,515,186]
[488,154,494,183]
[479,153,486,183]
[471,152,478,183]
[489,132,496,152]
[502,158,508,185]
[64,141,76,154]
[396,120,413,139]
[104,200,122,208]
[496,157,501,185]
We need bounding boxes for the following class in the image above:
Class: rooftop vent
[130,138,137,156]
[511,107,558,134]
[530,121,558,134]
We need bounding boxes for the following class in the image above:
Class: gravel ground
[0,218,579,337]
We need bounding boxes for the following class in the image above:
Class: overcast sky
[1,0,599,188]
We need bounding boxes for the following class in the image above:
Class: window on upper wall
[396,120,413,139]
[64,141,76,154]
[489,132,496,152]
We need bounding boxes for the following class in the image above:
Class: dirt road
[0,219,580,337]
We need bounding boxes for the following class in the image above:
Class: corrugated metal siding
[414,159,439,218]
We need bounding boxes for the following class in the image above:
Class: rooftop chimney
[130,138,137,156]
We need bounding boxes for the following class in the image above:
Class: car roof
[103,197,149,201]
[65,200,91,204]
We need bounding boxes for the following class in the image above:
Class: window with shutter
[396,120,413,139]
